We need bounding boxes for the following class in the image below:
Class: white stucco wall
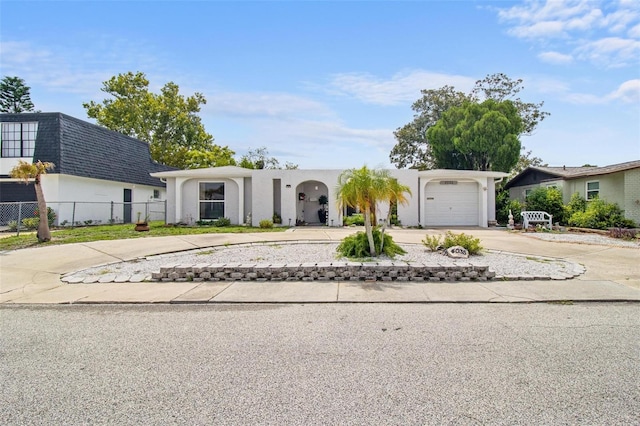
[38,174,165,225]
[154,167,506,228]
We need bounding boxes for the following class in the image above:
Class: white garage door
[424,181,479,226]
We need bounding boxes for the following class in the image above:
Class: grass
[0,221,287,251]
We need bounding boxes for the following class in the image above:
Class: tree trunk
[34,177,51,242]
[364,209,376,257]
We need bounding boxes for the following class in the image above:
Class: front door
[123,189,132,223]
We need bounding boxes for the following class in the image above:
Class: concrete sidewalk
[1,228,639,304]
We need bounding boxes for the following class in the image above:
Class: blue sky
[1,0,639,169]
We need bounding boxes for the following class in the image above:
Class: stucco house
[505,160,640,224]
[152,167,507,228]
[0,112,174,224]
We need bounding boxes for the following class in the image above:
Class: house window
[586,181,599,200]
[524,189,533,197]
[1,122,38,158]
[153,189,160,199]
[199,182,225,219]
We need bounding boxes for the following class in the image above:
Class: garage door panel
[425,181,478,226]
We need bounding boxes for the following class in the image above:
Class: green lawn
[0,221,287,251]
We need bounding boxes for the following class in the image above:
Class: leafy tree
[426,99,523,172]
[10,160,55,242]
[336,166,410,257]
[390,85,469,169]
[239,146,298,170]
[84,71,234,169]
[390,73,549,170]
[0,76,36,113]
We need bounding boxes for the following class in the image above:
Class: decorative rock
[446,246,469,259]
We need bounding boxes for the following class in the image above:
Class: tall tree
[10,160,55,242]
[427,99,523,172]
[390,73,549,170]
[83,72,234,169]
[0,76,36,113]
[239,146,298,170]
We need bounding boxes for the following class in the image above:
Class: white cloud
[574,37,640,67]
[607,79,640,103]
[496,0,640,68]
[562,79,640,104]
[325,70,475,106]
[204,91,334,119]
[538,51,574,64]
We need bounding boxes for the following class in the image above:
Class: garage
[424,180,479,226]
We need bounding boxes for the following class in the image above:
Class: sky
[1,0,639,170]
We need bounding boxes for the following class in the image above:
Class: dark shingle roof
[1,112,176,187]
[506,160,640,189]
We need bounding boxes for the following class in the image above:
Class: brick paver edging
[149,262,583,283]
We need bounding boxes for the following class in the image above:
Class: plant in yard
[568,197,636,229]
[422,234,443,251]
[525,187,565,224]
[336,228,406,259]
[336,166,410,257]
[259,219,274,229]
[442,231,483,255]
[607,227,639,240]
[10,160,55,242]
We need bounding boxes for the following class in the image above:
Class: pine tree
[0,76,36,113]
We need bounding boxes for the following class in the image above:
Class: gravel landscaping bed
[65,242,580,283]
[522,232,640,248]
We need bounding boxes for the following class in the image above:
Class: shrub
[422,234,442,251]
[525,187,565,224]
[7,220,19,231]
[344,214,365,226]
[21,217,39,229]
[442,231,483,255]
[608,227,639,240]
[565,192,587,218]
[33,207,56,227]
[215,217,231,227]
[336,228,406,259]
[272,212,282,224]
[495,190,522,225]
[259,219,274,229]
[568,198,636,229]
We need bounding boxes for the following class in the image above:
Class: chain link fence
[0,200,166,236]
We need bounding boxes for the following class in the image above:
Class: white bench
[521,211,553,229]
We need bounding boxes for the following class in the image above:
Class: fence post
[110,201,114,224]
[164,200,167,224]
[17,202,22,237]
[145,201,149,222]
[71,202,76,229]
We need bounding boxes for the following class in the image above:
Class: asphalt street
[1,303,638,425]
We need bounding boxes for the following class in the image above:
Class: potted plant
[135,212,150,232]
[317,195,328,224]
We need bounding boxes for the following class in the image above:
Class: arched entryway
[295,180,329,225]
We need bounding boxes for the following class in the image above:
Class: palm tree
[336,166,409,257]
[10,160,55,242]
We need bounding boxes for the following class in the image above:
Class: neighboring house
[0,112,175,224]
[152,167,507,228]
[505,160,640,224]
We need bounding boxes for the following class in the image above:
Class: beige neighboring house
[505,160,640,224]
